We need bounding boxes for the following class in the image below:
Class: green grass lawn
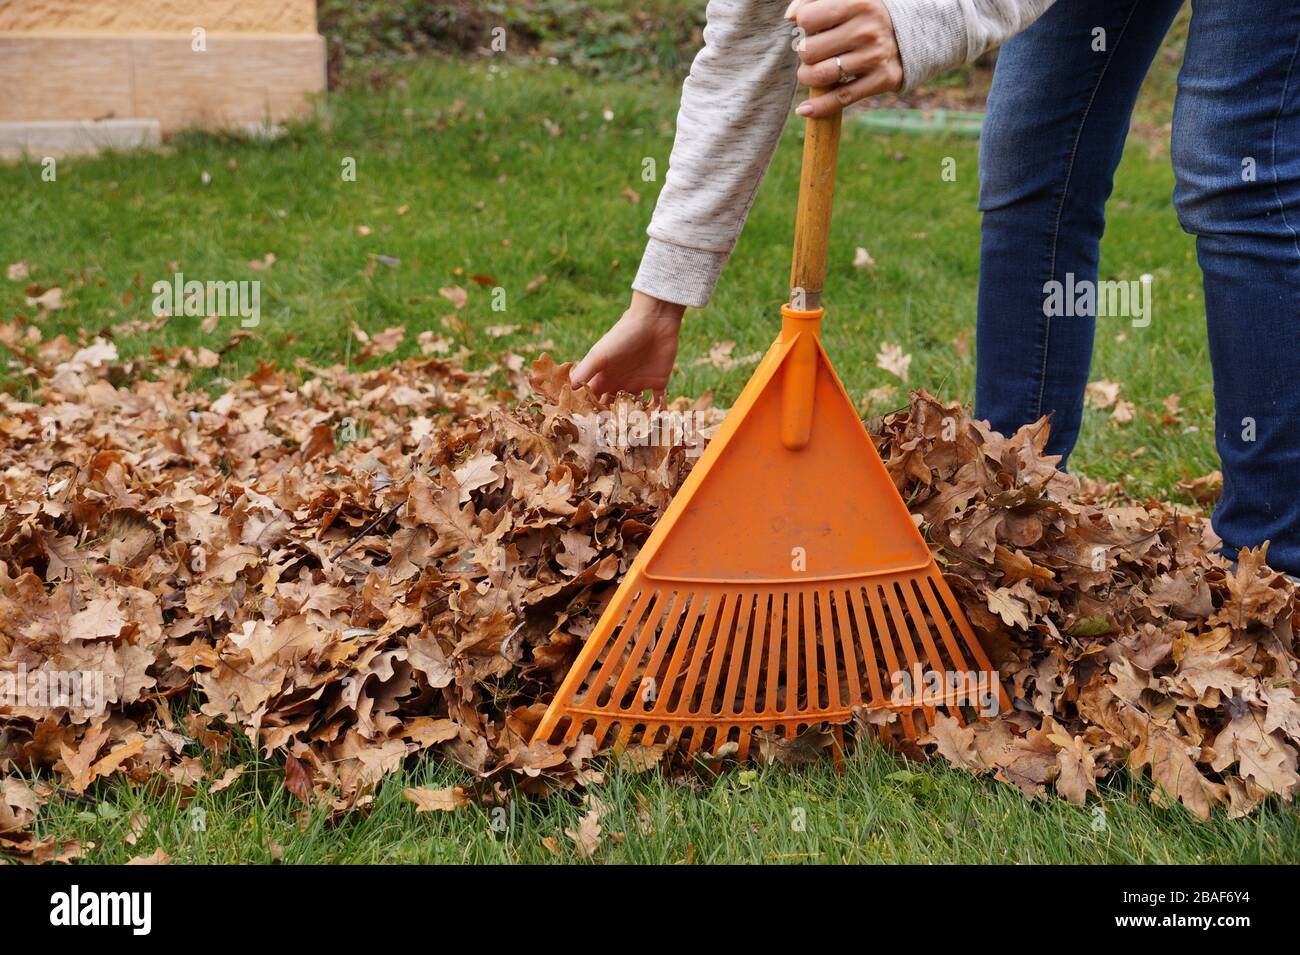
[1,56,1283,864]
[32,740,1297,864]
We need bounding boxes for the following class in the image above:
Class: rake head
[534,95,1006,762]
[532,309,1008,761]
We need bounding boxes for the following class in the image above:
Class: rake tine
[736,725,753,763]
[650,593,709,715]
[534,584,639,743]
[562,718,585,746]
[881,581,937,727]
[742,594,770,719]
[801,591,821,713]
[831,588,860,709]
[607,589,669,710]
[831,725,846,771]
[814,589,840,714]
[717,593,755,718]
[864,584,916,738]
[699,592,745,716]
[898,577,959,723]
[675,592,730,716]
[633,591,688,712]
[847,586,886,706]
[613,718,641,753]
[785,592,800,713]
[913,576,972,724]
[930,568,1011,713]
[916,573,974,674]
[580,588,655,708]
[686,723,724,760]
[899,579,949,676]
[764,593,784,714]
[640,723,663,751]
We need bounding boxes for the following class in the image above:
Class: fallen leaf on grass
[1084,379,1120,409]
[126,848,171,865]
[692,340,760,370]
[564,797,606,858]
[403,786,470,812]
[439,285,468,309]
[25,287,64,311]
[351,323,405,358]
[417,330,453,355]
[951,329,970,359]
[125,812,148,846]
[861,384,897,410]
[1047,728,1099,805]
[284,757,312,803]
[1177,470,1222,506]
[615,742,670,773]
[208,764,245,794]
[875,342,911,382]
[925,715,984,772]
[853,246,876,273]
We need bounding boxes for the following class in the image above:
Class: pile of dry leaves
[1,332,1296,860]
[875,396,1297,817]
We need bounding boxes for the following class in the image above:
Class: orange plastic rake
[533,92,1007,760]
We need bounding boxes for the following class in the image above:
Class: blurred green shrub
[317,0,707,86]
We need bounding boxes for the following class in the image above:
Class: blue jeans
[976,0,1300,572]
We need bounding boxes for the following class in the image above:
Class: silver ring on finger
[834,55,856,85]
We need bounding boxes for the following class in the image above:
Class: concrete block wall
[0,0,325,141]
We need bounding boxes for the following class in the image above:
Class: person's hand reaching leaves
[569,292,686,401]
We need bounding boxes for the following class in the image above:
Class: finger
[794,67,899,117]
[795,20,859,65]
[783,0,811,20]
[793,0,856,34]
[796,44,878,88]
[584,369,613,398]
[569,346,605,387]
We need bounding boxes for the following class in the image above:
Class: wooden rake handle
[789,89,843,310]
[781,90,842,451]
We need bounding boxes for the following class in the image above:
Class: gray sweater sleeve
[884,0,1055,90]
[633,0,1055,309]
[632,0,800,309]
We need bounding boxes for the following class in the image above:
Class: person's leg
[975,0,1183,462]
[1171,0,1300,572]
